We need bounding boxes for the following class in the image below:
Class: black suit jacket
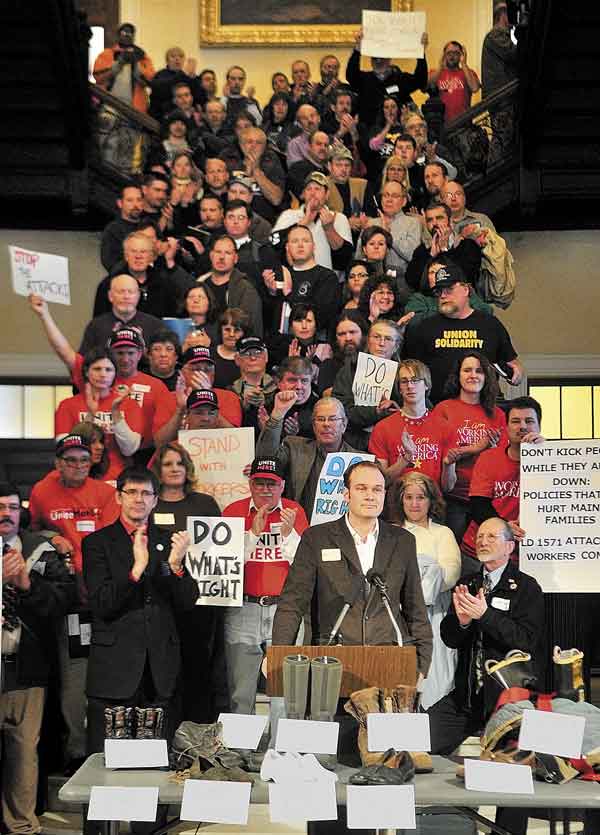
[441,560,545,717]
[82,520,199,700]
[272,517,432,675]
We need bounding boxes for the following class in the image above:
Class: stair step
[0,142,71,166]
[535,143,600,166]
[0,115,67,140]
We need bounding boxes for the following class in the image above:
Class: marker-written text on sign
[311,452,375,525]
[186,516,245,606]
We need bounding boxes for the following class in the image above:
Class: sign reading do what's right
[519,440,600,592]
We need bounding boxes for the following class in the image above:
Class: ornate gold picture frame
[200,0,411,46]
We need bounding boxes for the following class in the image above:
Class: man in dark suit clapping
[83,467,199,753]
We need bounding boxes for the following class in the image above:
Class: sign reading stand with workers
[186,516,245,606]
[519,439,600,592]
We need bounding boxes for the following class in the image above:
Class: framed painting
[200,0,413,45]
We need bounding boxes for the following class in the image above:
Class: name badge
[321,548,341,562]
[132,384,151,393]
[491,597,510,611]
[76,520,96,533]
[154,513,175,525]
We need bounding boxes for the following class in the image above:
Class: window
[528,379,600,440]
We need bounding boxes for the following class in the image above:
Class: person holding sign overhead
[222,457,308,722]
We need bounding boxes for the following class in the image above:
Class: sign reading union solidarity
[9,245,71,305]
[179,427,254,510]
[520,439,600,592]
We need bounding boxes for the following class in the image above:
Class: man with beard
[403,265,523,403]
[326,145,377,237]
[261,225,339,336]
[100,185,144,272]
[316,311,368,396]
[428,41,480,125]
[93,22,155,113]
[140,173,171,232]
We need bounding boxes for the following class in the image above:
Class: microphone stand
[373,577,403,647]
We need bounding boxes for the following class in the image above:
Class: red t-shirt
[163,387,242,428]
[432,399,506,501]
[222,497,308,597]
[435,68,474,123]
[461,444,520,557]
[72,353,172,446]
[28,470,118,574]
[55,392,144,482]
[368,410,452,486]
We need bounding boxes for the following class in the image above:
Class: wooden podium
[266,645,417,697]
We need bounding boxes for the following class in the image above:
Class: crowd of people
[2,5,546,835]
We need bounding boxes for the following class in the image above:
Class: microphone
[366,569,404,647]
[327,580,363,646]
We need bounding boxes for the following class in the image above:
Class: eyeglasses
[241,349,265,357]
[370,334,396,343]
[314,417,344,425]
[399,377,424,387]
[349,272,369,280]
[62,457,91,466]
[119,489,156,499]
[476,533,504,544]
[433,285,461,297]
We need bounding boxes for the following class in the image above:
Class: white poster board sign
[519,440,600,592]
[186,516,245,607]
[352,352,398,407]
[311,452,375,525]
[179,427,254,510]
[361,11,426,59]
[9,246,70,305]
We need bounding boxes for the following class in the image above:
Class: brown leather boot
[344,687,386,767]
[390,685,433,773]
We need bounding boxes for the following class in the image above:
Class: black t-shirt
[211,349,240,389]
[152,492,221,536]
[403,309,517,404]
[204,277,228,314]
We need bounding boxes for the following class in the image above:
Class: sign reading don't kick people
[186,516,245,606]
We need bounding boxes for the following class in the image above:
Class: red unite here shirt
[72,353,172,446]
[368,410,452,486]
[55,392,144,482]
[28,471,119,573]
[461,444,520,557]
[222,497,308,597]
[432,399,507,501]
[436,68,473,123]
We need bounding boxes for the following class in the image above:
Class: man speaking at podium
[272,460,432,675]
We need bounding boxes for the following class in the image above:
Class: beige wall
[120,0,490,105]
[0,229,598,369]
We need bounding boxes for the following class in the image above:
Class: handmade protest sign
[179,427,254,509]
[311,452,375,525]
[352,352,398,407]
[186,516,245,606]
[519,440,600,592]
[9,246,70,305]
[361,11,427,59]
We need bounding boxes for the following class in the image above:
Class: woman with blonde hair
[379,155,410,197]
[387,471,460,710]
